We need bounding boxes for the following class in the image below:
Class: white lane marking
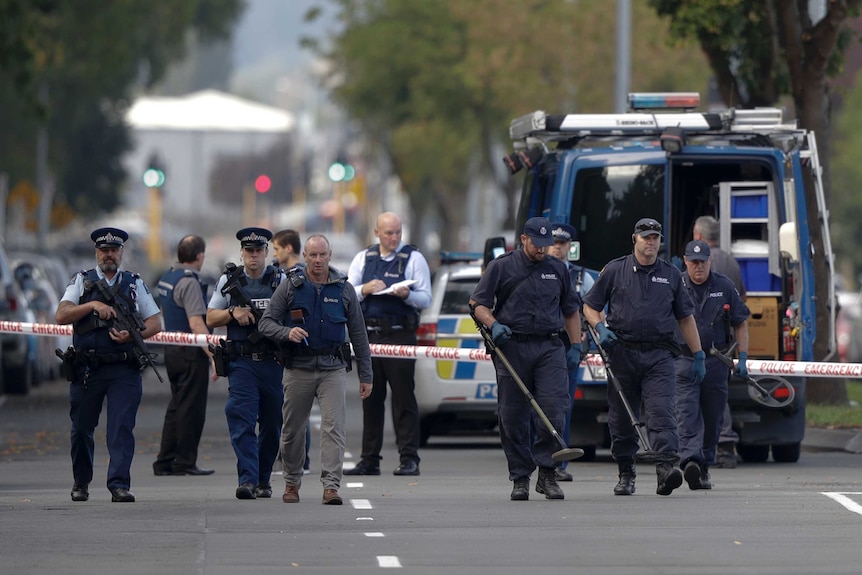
[365,532,385,537]
[356,517,374,521]
[345,482,364,488]
[377,556,402,568]
[351,499,372,509]
[822,492,862,516]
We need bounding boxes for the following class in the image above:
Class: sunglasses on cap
[635,221,662,233]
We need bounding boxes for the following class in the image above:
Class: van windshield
[569,164,665,270]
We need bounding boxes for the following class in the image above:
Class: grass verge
[805,380,862,428]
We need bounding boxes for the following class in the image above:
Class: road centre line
[377,556,402,568]
[822,492,862,516]
[351,498,373,509]
[365,532,385,537]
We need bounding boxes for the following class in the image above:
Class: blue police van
[501,92,836,463]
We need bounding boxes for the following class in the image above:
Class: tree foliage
[0,0,244,216]
[308,0,710,251]
[649,0,862,404]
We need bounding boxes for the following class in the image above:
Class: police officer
[153,235,216,477]
[345,212,432,477]
[675,240,750,490]
[547,222,594,482]
[206,227,286,500]
[56,227,162,503]
[582,218,705,497]
[258,234,373,505]
[470,217,582,501]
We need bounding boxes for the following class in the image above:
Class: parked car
[414,253,499,445]
[0,242,34,394]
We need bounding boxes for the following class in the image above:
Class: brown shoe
[322,488,343,505]
[282,484,300,503]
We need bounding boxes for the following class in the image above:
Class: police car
[414,253,499,445]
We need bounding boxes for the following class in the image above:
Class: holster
[276,344,294,369]
[55,346,81,382]
[208,341,229,377]
[340,342,353,373]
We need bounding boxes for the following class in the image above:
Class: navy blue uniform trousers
[494,337,569,480]
[606,345,679,464]
[225,358,283,486]
[69,364,142,490]
[675,356,729,467]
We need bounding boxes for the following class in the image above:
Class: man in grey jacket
[258,234,373,505]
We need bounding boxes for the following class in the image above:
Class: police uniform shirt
[471,249,579,335]
[676,270,749,350]
[346,242,432,310]
[62,268,160,320]
[207,267,284,312]
[166,264,208,318]
[583,254,694,341]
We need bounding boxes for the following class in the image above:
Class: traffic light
[254,174,272,193]
[142,168,165,188]
[327,161,355,182]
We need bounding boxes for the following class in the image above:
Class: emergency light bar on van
[628,92,700,110]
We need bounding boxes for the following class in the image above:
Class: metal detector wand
[469,308,583,463]
[585,322,674,463]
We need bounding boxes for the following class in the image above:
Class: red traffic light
[254,174,272,193]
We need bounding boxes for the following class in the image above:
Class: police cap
[551,223,577,243]
[684,239,711,261]
[523,217,555,247]
[91,227,129,248]
[633,218,663,238]
[236,227,272,248]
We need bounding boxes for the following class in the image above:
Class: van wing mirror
[779,222,798,262]
[483,237,507,270]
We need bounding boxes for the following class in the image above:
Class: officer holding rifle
[207,227,286,500]
[56,227,162,503]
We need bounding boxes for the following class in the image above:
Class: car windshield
[440,277,479,315]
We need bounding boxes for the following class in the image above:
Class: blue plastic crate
[731,194,768,218]
[738,257,781,292]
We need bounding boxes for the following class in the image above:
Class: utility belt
[619,338,681,356]
[278,342,352,372]
[55,346,137,381]
[209,340,278,377]
[680,343,730,358]
[511,331,560,343]
[365,315,419,333]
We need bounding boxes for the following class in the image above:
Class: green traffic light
[143,168,165,188]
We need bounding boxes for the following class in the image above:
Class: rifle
[220,262,265,344]
[92,278,164,383]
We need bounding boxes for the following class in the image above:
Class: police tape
[1,319,859,378]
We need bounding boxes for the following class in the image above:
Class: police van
[501,92,836,463]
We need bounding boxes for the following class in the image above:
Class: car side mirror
[483,237,506,271]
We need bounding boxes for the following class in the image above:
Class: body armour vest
[282,273,347,353]
[159,268,207,332]
[73,269,137,354]
[226,265,281,342]
[360,244,417,321]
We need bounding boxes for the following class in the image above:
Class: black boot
[656,463,683,496]
[510,478,530,501]
[536,468,565,500]
[700,463,713,490]
[613,464,636,496]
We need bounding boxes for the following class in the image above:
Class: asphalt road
[2,371,862,575]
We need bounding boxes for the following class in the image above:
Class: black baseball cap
[523,217,555,247]
[633,218,663,237]
[684,239,711,261]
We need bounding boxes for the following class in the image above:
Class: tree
[307,0,711,253]
[649,0,862,404]
[0,0,244,219]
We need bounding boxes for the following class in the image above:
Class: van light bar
[629,92,700,111]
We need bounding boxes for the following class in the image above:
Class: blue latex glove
[595,323,618,347]
[566,343,582,371]
[490,321,512,345]
[691,350,706,384]
[735,351,748,378]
